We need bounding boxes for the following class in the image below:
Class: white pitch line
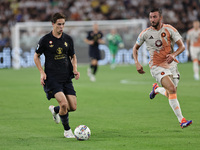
[120,79,152,85]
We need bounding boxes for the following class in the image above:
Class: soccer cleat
[64,129,75,138]
[90,74,96,82]
[194,74,199,80]
[180,118,192,129]
[87,68,92,77]
[48,105,60,124]
[149,83,159,99]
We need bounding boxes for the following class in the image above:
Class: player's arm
[70,54,80,80]
[133,43,145,74]
[34,52,46,86]
[98,38,105,44]
[98,33,105,44]
[166,39,185,64]
[186,38,190,58]
[84,38,94,45]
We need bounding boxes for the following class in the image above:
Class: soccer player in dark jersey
[84,23,105,82]
[34,13,80,138]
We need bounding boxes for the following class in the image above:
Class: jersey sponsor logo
[155,40,162,47]
[161,32,166,37]
[149,36,154,39]
[55,47,65,60]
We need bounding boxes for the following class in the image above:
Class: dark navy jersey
[86,31,103,60]
[86,31,103,50]
[36,31,75,81]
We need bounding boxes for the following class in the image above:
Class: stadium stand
[0,0,200,50]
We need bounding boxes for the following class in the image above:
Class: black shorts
[89,48,101,60]
[43,79,76,100]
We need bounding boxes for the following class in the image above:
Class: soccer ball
[74,125,91,140]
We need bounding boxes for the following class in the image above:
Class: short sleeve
[136,31,145,46]
[35,37,45,55]
[86,31,91,40]
[186,31,191,41]
[68,36,75,57]
[171,28,182,43]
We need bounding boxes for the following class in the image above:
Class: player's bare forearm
[174,39,185,56]
[133,44,145,74]
[71,54,80,80]
[34,53,44,74]
[33,52,46,85]
[186,40,190,56]
[98,39,105,44]
[166,39,185,64]
[84,39,94,45]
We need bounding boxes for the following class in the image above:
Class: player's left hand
[166,54,175,64]
[74,71,80,80]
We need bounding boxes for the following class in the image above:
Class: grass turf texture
[0,62,199,150]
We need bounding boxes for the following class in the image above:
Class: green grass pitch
[0,62,199,150]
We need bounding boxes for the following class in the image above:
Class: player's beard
[151,21,160,29]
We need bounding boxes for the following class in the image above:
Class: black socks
[54,106,60,114]
[90,65,98,75]
[59,113,70,131]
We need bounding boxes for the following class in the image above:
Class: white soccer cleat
[48,105,60,124]
[87,68,92,77]
[64,129,75,138]
[90,74,96,82]
[194,74,199,80]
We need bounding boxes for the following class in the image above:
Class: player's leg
[55,92,75,138]
[111,48,118,69]
[149,67,169,99]
[91,59,98,74]
[48,105,60,124]
[66,95,77,112]
[161,76,192,128]
[191,47,199,80]
[193,59,199,80]
[150,65,180,99]
[89,59,98,81]
[155,65,181,99]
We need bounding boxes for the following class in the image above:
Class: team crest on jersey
[64,42,68,47]
[56,47,63,54]
[161,72,165,75]
[49,41,54,47]
[161,32,166,37]
[155,40,162,47]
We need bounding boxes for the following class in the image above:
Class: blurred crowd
[0,0,200,50]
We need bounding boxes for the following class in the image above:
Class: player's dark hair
[150,8,162,16]
[51,13,66,23]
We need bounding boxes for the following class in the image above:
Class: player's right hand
[89,40,94,45]
[136,63,145,74]
[40,72,46,86]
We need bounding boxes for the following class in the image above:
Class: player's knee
[60,102,68,111]
[70,104,77,111]
[168,85,176,94]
